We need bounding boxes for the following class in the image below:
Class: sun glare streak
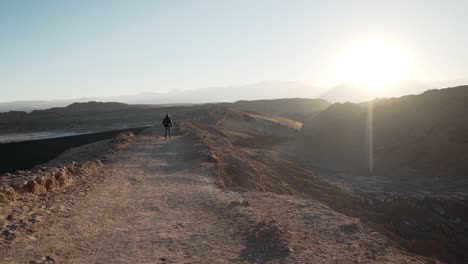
[366,101,374,174]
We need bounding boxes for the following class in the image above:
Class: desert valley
[0,85,467,263]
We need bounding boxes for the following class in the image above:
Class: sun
[336,38,409,89]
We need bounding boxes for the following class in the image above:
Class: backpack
[162,117,171,126]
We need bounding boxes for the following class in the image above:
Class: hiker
[162,114,173,140]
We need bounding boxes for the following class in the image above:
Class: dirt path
[3,135,249,263]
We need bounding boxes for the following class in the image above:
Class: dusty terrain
[0,126,439,263]
[179,104,468,263]
[1,86,467,263]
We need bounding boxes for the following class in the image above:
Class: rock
[27,180,38,193]
[338,223,360,235]
[11,181,25,192]
[44,255,56,264]
[35,176,46,185]
[228,200,250,208]
[114,132,135,144]
[55,172,68,186]
[26,235,38,240]
[7,223,18,231]
[1,229,16,241]
[29,255,56,264]
[29,256,46,264]
[44,178,56,190]
[0,187,16,203]
[29,215,42,224]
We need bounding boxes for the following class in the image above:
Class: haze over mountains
[319,80,434,102]
[2,80,461,112]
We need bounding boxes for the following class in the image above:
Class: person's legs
[164,127,168,140]
[169,127,171,139]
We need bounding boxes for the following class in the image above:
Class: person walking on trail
[162,114,173,140]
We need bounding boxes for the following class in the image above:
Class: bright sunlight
[336,38,409,89]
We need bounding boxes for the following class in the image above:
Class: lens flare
[336,38,409,89]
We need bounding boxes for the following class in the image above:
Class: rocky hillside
[0,98,323,134]
[225,98,331,122]
[0,102,222,133]
[301,85,468,177]
[215,108,301,138]
[0,102,136,133]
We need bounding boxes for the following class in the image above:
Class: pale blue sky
[1,0,467,102]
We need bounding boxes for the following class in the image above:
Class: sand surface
[0,131,439,263]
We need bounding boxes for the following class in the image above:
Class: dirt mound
[229,98,331,122]
[241,219,293,261]
[113,132,135,145]
[235,191,443,263]
[0,160,104,244]
[180,120,358,196]
[177,108,302,182]
[215,108,301,137]
[180,121,297,193]
[0,132,134,204]
[0,131,136,247]
[0,161,102,204]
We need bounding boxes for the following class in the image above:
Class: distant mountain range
[0,98,330,134]
[319,80,435,103]
[1,80,463,112]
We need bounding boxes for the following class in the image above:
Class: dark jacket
[162,115,172,127]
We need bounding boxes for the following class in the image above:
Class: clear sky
[1,0,467,102]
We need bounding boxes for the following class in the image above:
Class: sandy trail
[4,135,246,263]
[2,132,439,264]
